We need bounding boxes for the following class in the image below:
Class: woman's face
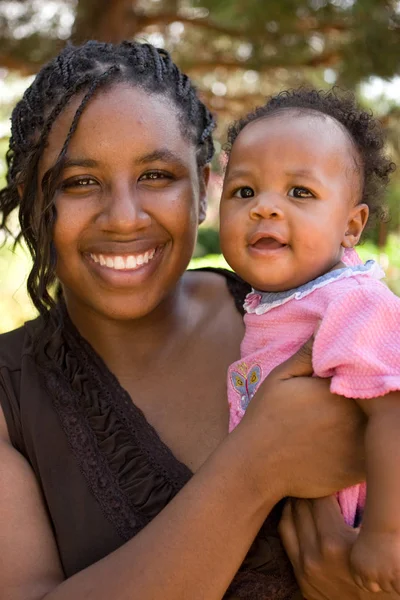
[38,83,207,321]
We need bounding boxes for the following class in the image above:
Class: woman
[0,40,391,599]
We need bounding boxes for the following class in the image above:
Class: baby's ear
[198,164,211,225]
[341,203,369,248]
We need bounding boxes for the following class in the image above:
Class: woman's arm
[0,410,272,600]
[0,428,64,600]
[279,495,400,600]
[0,345,366,600]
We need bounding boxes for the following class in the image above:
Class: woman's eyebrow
[63,157,98,169]
[136,149,187,168]
[61,150,187,170]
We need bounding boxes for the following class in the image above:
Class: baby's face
[219,111,367,292]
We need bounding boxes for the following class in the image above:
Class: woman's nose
[249,192,285,220]
[99,183,151,233]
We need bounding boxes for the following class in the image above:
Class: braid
[0,40,216,317]
[51,65,120,165]
[148,44,164,82]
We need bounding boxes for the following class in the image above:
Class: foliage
[0,243,36,333]
[194,226,221,256]
[0,0,400,119]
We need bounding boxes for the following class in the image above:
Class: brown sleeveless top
[0,269,300,599]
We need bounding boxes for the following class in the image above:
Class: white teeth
[114,256,125,269]
[89,249,157,271]
[126,255,137,268]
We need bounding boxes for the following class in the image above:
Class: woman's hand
[279,496,400,600]
[236,339,366,502]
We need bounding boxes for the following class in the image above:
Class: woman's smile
[89,248,156,270]
[84,244,165,288]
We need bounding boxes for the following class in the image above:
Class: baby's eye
[288,186,314,199]
[233,186,254,199]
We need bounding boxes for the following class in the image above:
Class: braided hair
[226,88,395,229]
[1,40,216,316]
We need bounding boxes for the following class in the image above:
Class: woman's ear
[17,183,24,199]
[341,203,369,248]
[198,164,211,225]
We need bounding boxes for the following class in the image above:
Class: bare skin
[280,496,400,600]
[350,396,400,594]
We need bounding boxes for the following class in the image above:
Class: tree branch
[182,50,341,74]
[0,53,39,76]
[136,11,248,39]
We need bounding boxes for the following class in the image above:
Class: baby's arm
[350,394,400,594]
[312,283,400,594]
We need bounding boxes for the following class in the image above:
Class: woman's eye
[233,186,254,199]
[288,186,314,199]
[61,177,98,190]
[139,171,171,182]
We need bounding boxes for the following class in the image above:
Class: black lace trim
[67,321,193,490]
[34,304,191,541]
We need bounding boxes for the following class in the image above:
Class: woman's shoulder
[187,267,251,315]
[0,316,41,371]
[0,323,36,451]
[0,326,26,371]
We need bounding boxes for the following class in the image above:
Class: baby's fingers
[272,337,314,380]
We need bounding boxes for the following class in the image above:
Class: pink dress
[228,250,400,525]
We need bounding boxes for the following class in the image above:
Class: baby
[219,88,400,594]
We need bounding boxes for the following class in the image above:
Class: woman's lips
[83,244,165,287]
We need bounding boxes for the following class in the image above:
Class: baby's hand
[350,530,400,594]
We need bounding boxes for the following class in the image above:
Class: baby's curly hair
[226,88,395,226]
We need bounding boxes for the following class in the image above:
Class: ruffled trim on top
[33,303,192,542]
[245,260,384,315]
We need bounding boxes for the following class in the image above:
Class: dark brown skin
[280,496,400,600]
[0,82,396,600]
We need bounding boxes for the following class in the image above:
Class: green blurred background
[1,0,400,332]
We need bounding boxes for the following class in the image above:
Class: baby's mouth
[252,237,288,250]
